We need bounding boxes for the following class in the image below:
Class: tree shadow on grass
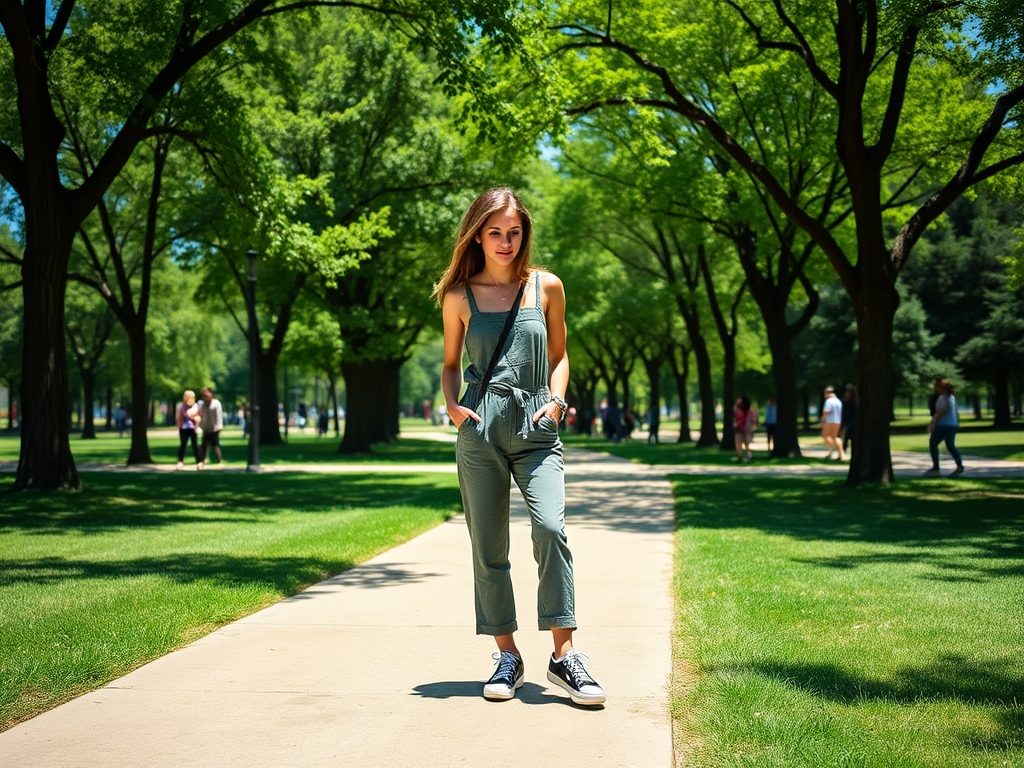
[671,475,1024,582]
[0,472,462,535]
[734,656,1024,753]
[0,552,357,592]
[734,655,1022,706]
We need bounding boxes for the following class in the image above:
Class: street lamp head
[246,250,259,280]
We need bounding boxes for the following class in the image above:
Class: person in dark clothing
[840,384,857,454]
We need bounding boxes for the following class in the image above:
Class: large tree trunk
[690,334,719,448]
[992,370,1011,428]
[105,386,113,431]
[327,371,341,437]
[720,340,736,450]
[126,324,152,464]
[847,285,897,485]
[6,380,15,430]
[339,357,402,453]
[763,315,803,458]
[81,372,96,439]
[16,221,80,490]
[667,344,692,443]
[257,351,284,446]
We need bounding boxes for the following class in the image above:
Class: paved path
[0,448,677,768]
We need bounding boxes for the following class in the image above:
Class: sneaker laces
[491,651,519,682]
[562,649,597,687]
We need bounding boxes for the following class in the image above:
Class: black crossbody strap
[479,279,527,397]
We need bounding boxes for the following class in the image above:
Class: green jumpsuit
[456,271,576,636]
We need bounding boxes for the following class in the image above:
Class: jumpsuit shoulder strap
[464,282,480,315]
[534,270,542,307]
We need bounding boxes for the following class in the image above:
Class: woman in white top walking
[821,386,845,460]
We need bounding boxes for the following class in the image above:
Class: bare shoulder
[442,282,471,324]
[535,269,565,295]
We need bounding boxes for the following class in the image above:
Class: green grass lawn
[0,430,457,466]
[888,430,1024,462]
[562,433,829,467]
[670,474,1023,767]
[0,471,461,731]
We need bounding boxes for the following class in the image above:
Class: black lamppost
[246,250,261,473]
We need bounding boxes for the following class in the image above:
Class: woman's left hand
[532,401,564,425]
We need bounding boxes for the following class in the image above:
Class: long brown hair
[431,187,534,305]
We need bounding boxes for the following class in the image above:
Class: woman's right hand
[452,406,481,429]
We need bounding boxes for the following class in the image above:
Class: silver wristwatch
[550,394,568,415]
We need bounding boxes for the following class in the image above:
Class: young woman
[732,395,756,462]
[176,390,201,470]
[434,188,605,706]
[926,377,964,477]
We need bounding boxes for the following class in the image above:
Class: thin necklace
[488,275,521,302]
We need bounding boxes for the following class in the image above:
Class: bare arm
[441,286,479,428]
[534,272,569,423]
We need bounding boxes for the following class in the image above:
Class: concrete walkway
[0,448,677,768]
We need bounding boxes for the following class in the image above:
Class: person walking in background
[113,403,127,438]
[198,387,224,469]
[763,396,777,453]
[733,395,757,462]
[926,377,964,477]
[840,384,858,455]
[647,402,660,444]
[435,187,605,707]
[821,385,845,460]
[176,390,201,470]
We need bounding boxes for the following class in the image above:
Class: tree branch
[45,0,75,50]
[894,82,1024,268]
[76,1,407,218]
[871,26,920,164]
[719,0,839,98]
[0,142,27,196]
[0,242,23,264]
[556,29,854,285]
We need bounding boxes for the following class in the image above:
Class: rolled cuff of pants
[538,615,577,631]
[477,620,519,636]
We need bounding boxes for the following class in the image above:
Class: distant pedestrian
[622,407,635,440]
[647,402,660,444]
[198,387,224,468]
[733,395,757,462]
[840,384,857,454]
[763,396,777,453]
[176,390,201,470]
[237,405,246,438]
[317,409,329,437]
[113,404,127,437]
[926,377,964,477]
[821,385,845,460]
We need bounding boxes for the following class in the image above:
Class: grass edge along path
[668,473,1023,768]
[0,470,462,731]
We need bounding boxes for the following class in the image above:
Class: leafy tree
[257,13,483,452]
[0,0,527,489]
[544,0,1024,484]
[902,193,1024,424]
[283,307,345,435]
[64,277,114,439]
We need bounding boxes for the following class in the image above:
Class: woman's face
[475,206,523,271]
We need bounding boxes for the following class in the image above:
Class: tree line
[1,1,1022,490]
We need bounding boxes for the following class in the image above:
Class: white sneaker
[483,651,524,700]
[547,649,606,706]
